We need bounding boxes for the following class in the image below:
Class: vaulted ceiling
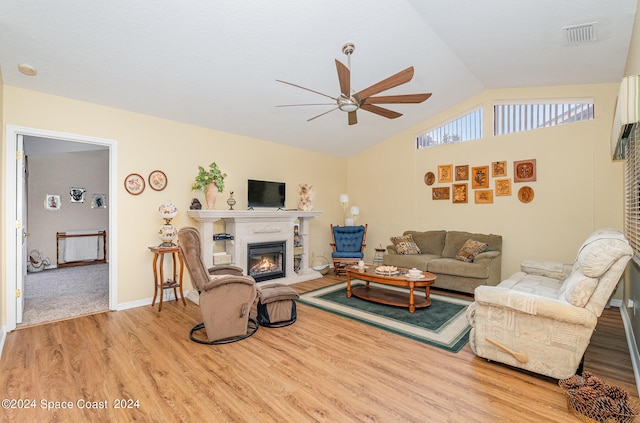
[1,1,637,157]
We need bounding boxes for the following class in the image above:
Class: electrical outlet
[628,299,634,308]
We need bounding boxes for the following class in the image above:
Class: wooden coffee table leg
[347,274,352,298]
[409,281,415,313]
[424,285,432,307]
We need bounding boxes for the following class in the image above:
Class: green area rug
[299,281,472,353]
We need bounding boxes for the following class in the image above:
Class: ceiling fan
[276,43,432,126]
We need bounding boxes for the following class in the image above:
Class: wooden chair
[330,224,367,276]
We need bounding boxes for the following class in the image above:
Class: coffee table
[346,265,436,313]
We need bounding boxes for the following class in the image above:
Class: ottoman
[256,283,299,328]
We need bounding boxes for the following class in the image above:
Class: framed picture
[148,170,168,191]
[495,178,512,196]
[125,173,145,195]
[70,187,86,203]
[452,184,468,203]
[92,194,107,209]
[45,194,60,211]
[455,165,469,181]
[492,161,507,177]
[475,189,494,204]
[437,164,453,183]
[471,166,489,189]
[514,159,536,182]
[432,187,450,200]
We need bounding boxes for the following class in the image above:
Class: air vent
[562,22,598,45]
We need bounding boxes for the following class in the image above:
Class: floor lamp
[340,194,350,225]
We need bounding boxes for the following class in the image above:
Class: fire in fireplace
[247,241,286,282]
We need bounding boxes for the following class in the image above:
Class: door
[15,134,25,323]
[5,125,118,332]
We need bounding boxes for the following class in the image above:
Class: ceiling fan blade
[363,93,432,104]
[276,103,336,107]
[276,79,337,101]
[335,59,350,96]
[360,104,402,119]
[355,67,415,100]
[348,111,357,126]
[307,107,339,122]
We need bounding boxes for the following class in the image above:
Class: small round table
[149,245,186,311]
[373,247,385,267]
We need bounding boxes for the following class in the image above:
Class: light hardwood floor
[0,275,636,422]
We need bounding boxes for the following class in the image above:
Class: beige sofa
[466,228,632,379]
[382,230,502,294]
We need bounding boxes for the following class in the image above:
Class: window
[625,124,640,257]
[494,101,594,136]
[417,108,483,149]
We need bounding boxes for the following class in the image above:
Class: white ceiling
[1,1,636,157]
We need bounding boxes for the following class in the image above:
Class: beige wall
[2,86,346,311]
[0,82,628,325]
[348,83,623,281]
[27,150,109,265]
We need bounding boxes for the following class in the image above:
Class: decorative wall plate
[424,171,435,185]
[514,159,536,182]
[437,164,453,183]
[455,165,469,181]
[125,173,145,195]
[148,170,167,191]
[518,186,534,203]
[432,187,450,200]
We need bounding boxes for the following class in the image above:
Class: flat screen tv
[247,179,286,209]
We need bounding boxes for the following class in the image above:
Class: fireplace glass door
[247,241,286,282]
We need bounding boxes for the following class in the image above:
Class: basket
[311,255,330,275]
[559,373,640,423]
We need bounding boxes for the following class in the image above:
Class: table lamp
[158,202,178,246]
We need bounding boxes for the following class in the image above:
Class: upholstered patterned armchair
[330,224,367,275]
[466,228,633,379]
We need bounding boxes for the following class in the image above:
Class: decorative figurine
[227,191,236,210]
[298,183,314,211]
[190,198,202,210]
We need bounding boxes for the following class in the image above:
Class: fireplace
[247,241,286,283]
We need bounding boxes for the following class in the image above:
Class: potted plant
[192,162,227,209]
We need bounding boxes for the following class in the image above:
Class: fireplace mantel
[187,210,322,285]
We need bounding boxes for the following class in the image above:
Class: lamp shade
[350,206,360,216]
[158,202,178,220]
[339,194,349,203]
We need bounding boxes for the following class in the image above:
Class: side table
[149,245,186,311]
[373,247,385,267]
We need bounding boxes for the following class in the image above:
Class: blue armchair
[330,224,367,275]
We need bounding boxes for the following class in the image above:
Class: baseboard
[117,291,197,311]
[186,290,199,304]
[619,305,640,397]
[0,326,6,360]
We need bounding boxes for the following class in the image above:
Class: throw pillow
[455,239,488,262]
[558,270,598,307]
[390,234,422,255]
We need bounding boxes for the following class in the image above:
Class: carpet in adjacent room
[20,263,109,326]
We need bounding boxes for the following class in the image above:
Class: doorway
[4,125,118,332]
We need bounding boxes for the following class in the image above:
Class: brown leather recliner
[177,226,258,344]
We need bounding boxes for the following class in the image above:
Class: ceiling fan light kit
[277,43,431,125]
